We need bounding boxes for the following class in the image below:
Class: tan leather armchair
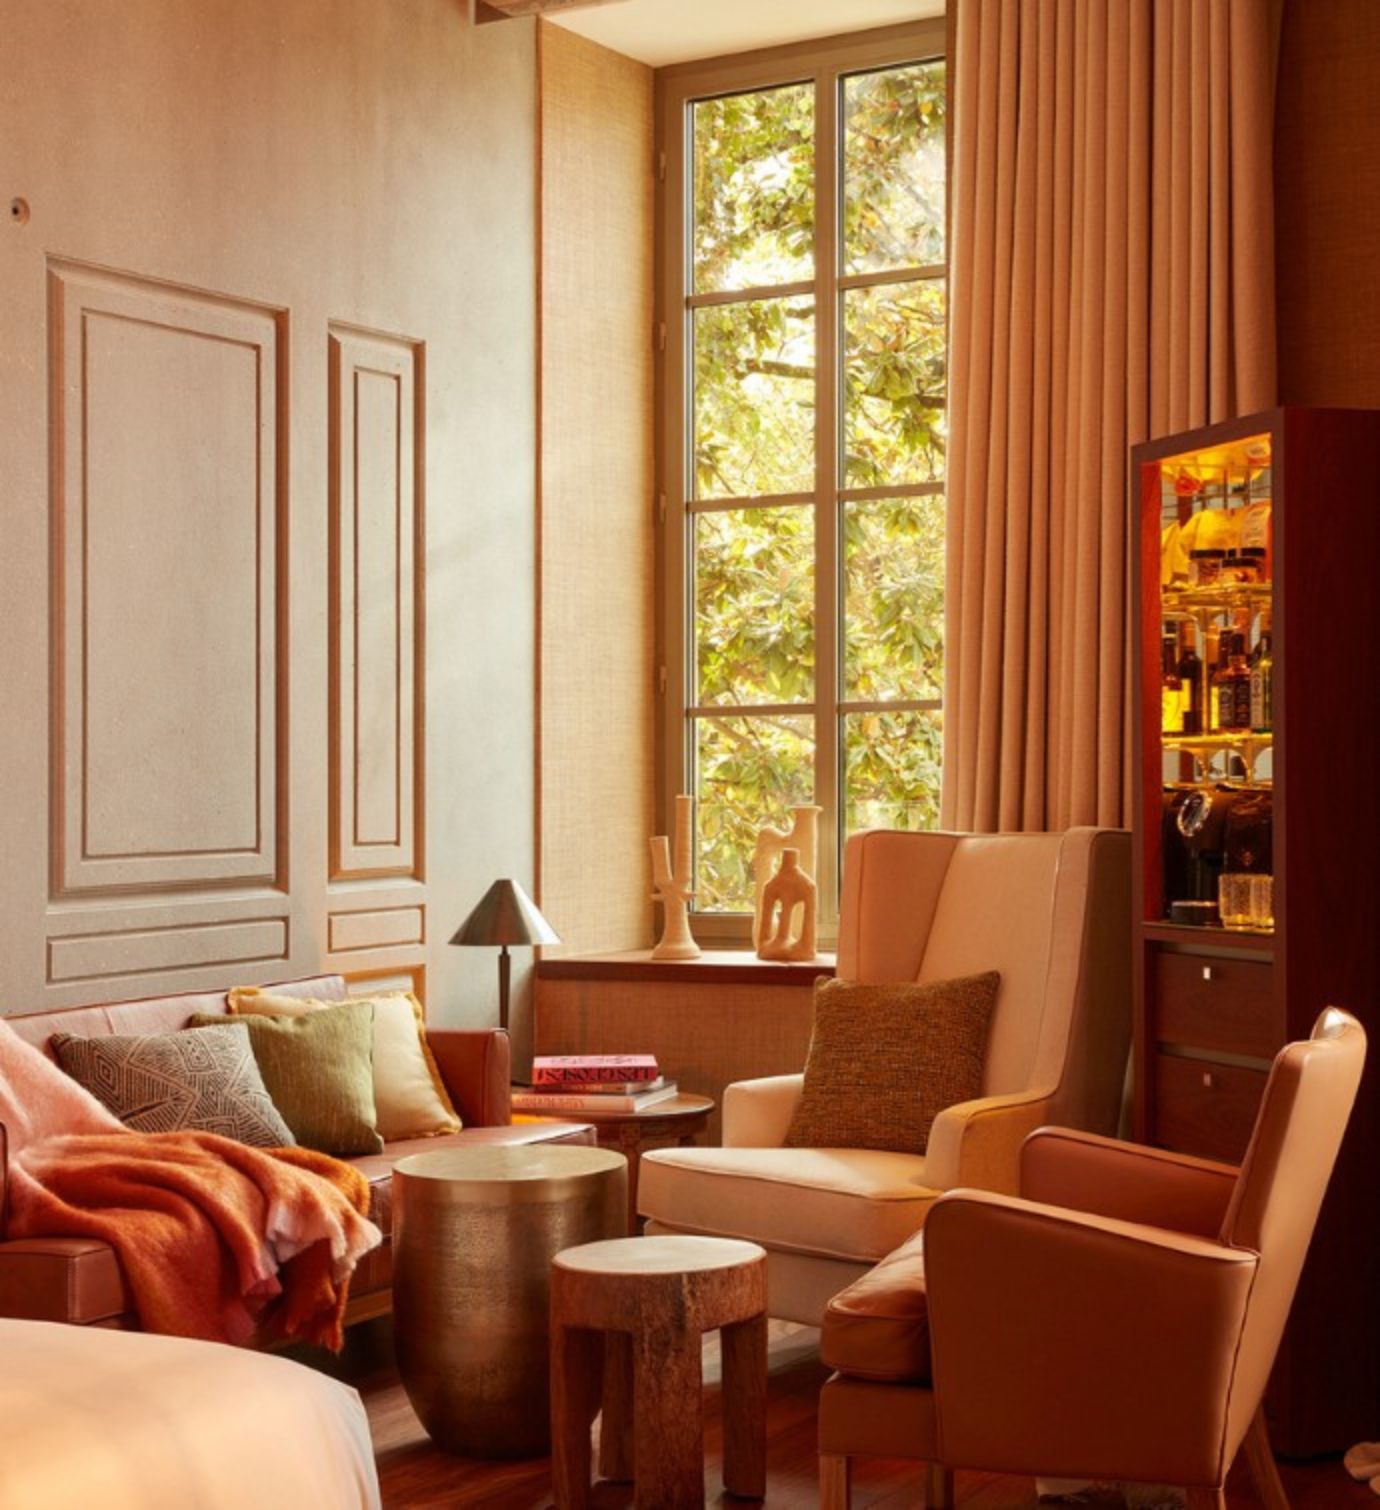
[638,827,1131,1322]
[816,1009,1367,1510]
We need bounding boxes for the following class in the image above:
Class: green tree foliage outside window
[687,59,947,912]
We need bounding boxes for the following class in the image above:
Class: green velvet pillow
[188,999,382,1156]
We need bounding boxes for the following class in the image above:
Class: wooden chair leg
[551,1323,604,1510]
[720,1313,767,1499]
[925,1461,955,1509]
[819,1452,851,1510]
[598,1331,634,1483]
[1242,1405,1291,1510]
[633,1326,705,1509]
[1184,1490,1226,1510]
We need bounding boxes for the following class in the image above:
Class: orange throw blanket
[0,1021,381,1349]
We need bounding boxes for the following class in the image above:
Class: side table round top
[393,1143,625,1187]
[550,1092,714,1122]
[553,1234,765,1276]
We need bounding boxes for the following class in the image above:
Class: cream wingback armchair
[638,827,1131,1323]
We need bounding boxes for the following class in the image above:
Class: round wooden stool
[549,1234,768,1509]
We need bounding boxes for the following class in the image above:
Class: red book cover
[532,1054,659,1085]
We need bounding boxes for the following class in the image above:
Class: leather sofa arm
[1021,1126,1239,1238]
[924,1188,1257,1486]
[723,1074,804,1147]
[427,1029,511,1128]
[922,1089,1054,1193]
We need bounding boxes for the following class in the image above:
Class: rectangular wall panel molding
[328,324,425,880]
[328,904,425,953]
[47,916,289,986]
[48,260,287,898]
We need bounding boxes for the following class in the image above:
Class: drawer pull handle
[1202,965,1215,982]
[1202,1071,1217,1089]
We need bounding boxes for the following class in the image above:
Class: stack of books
[511,1055,678,1114]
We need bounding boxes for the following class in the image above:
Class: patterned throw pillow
[784,972,1001,1154]
[189,999,383,1156]
[51,1021,296,1148]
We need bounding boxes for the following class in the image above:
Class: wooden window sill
[534,949,835,987]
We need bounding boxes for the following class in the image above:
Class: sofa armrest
[723,1074,804,1147]
[1020,1126,1239,1239]
[427,1029,511,1128]
[922,1089,1054,1194]
[924,1188,1256,1485]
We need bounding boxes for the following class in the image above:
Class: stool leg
[633,1326,705,1509]
[551,1323,603,1510]
[819,1453,851,1509]
[598,1330,635,1483]
[720,1313,767,1498]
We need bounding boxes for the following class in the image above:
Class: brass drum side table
[391,1144,626,1458]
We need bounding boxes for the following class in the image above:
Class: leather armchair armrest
[427,1029,512,1128]
[922,1089,1055,1193]
[924,1188,1256,1486]
[723,1073,804,1147]
[1021,1126,1239,1238]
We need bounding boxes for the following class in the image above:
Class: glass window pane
[844,495,943,701]
[842,279,945,489]
[695,506,815,706]
[693,84,815,294]
[694,296,815,498]
[843,709,943,836]
[843,60,946,274]
[695,714,815,912]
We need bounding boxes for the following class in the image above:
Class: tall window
[658,26,947,935]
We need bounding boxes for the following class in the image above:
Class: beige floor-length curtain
[941,0,1277,833]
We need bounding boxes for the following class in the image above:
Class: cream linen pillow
[228,987,460,1141]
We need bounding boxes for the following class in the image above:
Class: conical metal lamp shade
[449,879,560,948]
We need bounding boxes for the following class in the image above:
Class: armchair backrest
[837,827,1130,1133]
[1219,1008,1366,1455]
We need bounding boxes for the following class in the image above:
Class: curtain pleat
[941,0,1277,833]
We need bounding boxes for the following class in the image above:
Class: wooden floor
[339,1321,1373,1509]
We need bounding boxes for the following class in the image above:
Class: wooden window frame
[655,20,948,944]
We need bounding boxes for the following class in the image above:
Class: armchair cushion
[638,1145,937,1263]
[784,972,1000,1154]
[821,1227,930,1383]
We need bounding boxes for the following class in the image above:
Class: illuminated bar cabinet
[1131,407,1380,1454]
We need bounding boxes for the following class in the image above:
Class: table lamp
[449,878,560,1031]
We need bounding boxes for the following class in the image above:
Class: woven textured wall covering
[52,1021,296,1147]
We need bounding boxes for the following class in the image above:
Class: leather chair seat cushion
[820,1228,930,1384]
[638,1146,938,1263]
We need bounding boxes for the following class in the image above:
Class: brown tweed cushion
[784,972,1001,1154]
[51,1021,296,1147]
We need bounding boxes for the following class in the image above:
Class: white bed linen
[0,1320,381,1509]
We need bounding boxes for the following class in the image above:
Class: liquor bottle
[1250,611,1274,733]
[1176,622,1203,735]
[1161,634,1183,734]
[1205,625,1223,732]
[1214,633,1251,732]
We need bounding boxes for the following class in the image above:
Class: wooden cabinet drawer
[1153,1052,1267,1164]
[1154,951,1281,1059]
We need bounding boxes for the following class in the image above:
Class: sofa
[0,974,592,1330]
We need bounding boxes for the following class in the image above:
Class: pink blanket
[0,1021,381,1347]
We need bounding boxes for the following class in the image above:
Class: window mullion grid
[813,68,841,927]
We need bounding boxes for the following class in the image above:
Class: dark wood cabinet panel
[1152,1052,1268,1164]
[1153,951,1281,1059]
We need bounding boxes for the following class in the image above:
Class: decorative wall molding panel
[328,903,425,953]
[48,260,286,899]
[46,916,289,986]
[328,324,425,881]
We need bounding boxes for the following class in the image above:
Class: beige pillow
[784,972,1000,1154]
[228,987,460,1141]
[189,999,382,1156]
